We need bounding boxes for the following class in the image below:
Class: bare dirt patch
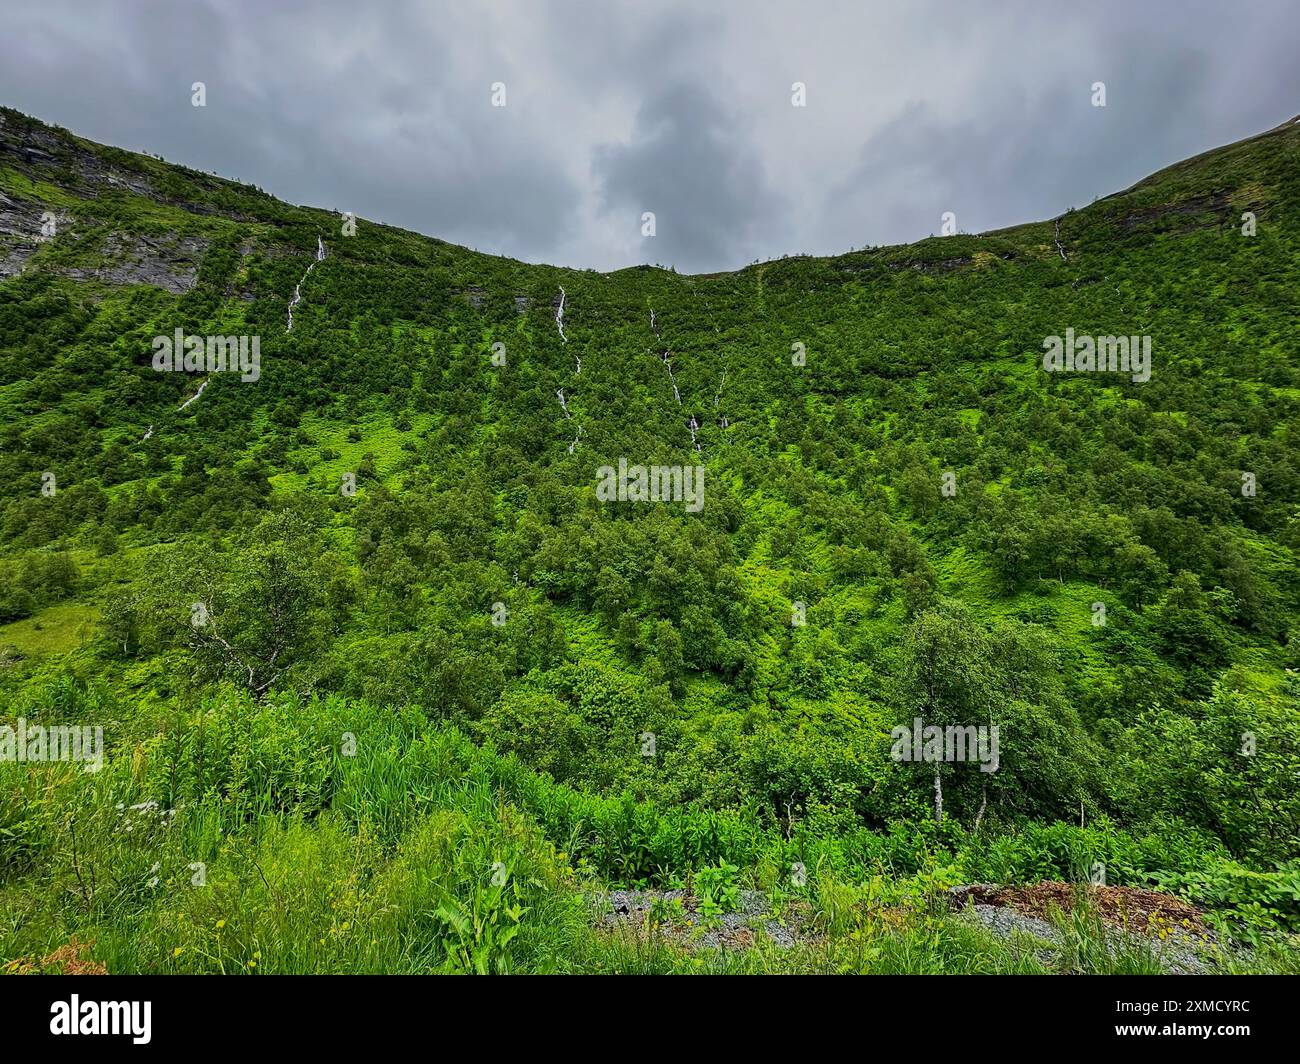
[950,881,1210,936]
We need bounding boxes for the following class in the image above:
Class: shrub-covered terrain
[1,106,1297,973]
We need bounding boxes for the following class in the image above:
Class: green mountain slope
[0,107,1297,973]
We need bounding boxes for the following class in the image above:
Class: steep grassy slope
[0,107,1298,971]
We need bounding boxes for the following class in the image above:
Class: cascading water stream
[554,286,583,451]
[178,377,208,411]
[286,235,327,332]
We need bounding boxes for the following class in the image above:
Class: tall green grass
[2,688,1296,973]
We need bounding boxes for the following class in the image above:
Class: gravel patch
[949,884,1218,974]
[595,889,807,950]
[592,881,1231,972]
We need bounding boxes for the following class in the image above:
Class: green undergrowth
[2,689,1296,973]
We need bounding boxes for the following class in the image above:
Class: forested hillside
[1,106,1297,973]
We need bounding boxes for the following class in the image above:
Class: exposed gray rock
[594,888,806,950]
[949,887,1217,974]
[0,120,155,202]
[58,231,208,294]
[0,195,68,280]
[0,111,259,223]
[0,182,207,293]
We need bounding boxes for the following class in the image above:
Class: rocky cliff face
[56,230,207,294]
[0,109,218,292]
[0,190,52,279]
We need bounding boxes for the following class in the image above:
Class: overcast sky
[2,0,1297,273]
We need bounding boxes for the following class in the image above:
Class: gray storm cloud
[592,81,785,271]
[0,0,1296,273]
